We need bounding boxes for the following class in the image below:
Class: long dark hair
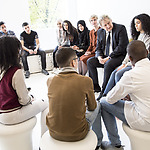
[62,20,78,40]
[0,36,21,73]
[131,13,150,40]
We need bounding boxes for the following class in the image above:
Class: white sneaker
[101,141,124,150]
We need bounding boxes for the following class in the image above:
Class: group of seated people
[0,21,49,78]
[0,13,150,150]
[54,14,150,98]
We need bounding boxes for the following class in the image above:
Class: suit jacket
[95,23,129,58]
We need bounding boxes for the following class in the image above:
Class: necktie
[106,32,110,56]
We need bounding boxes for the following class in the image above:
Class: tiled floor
[25,71,131,150]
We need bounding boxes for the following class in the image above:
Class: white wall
[0,0,149,48]
[0,0,30,39]
[76,0,150,38]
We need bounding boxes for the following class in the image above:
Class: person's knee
[87,57,97,68]
[39,51,46,57]
[87,57,93,66]
[21,55,27,61]
[100,97,108,108]
[104,62,113,72]
[115,71,122,82]
[53,47,58,53]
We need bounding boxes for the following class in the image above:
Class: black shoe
[95,145,101,150]
[42,69,49,75]
[94,84,101,93]
[27,87,31,91]
[25,70,30,78]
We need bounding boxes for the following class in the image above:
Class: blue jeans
[92,98,128,146]
[104,66,132,95]
[86,101,101,128]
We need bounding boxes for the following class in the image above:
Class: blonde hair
[89,14,98,22]
[99,15,111,25]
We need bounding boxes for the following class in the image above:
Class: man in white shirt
[93,40,150,150]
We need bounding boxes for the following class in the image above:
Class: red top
[0,66,22,111]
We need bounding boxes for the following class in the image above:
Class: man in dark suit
[87,15,129,100]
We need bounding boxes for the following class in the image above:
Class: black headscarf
[77,20,89,45]
[77,20,88,34]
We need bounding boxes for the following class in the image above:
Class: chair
[122,123,150,150]
[40,129,97,150]
[0,116,37,150]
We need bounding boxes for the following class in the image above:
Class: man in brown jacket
[46,47,100,142]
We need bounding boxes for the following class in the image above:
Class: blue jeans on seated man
[86,101,101,128]
[104,66,132,95]
[92,97,128,147]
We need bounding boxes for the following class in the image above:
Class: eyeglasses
[73,57,78,60]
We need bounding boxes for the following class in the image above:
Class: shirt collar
[135,58,149,67]
[106,30,112,34]
[60,67,77,73]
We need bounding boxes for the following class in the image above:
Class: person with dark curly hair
[0,36,48,136]
[94,40,150,150]
[131,13,150,58]
[131,13,150,43]
[99,13,150,100]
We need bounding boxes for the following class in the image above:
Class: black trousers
[87,55,124,93]
[53,46,59,68]
[21,49,46,71]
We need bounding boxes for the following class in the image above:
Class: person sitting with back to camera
[20,22,49,78]
[93,40,150,150]
[46,47,100,142]
[0,36,48,136]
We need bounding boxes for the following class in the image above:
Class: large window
[28,0,70,49]
[28,0,67,29]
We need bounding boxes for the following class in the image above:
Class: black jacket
[95,23,129,58]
